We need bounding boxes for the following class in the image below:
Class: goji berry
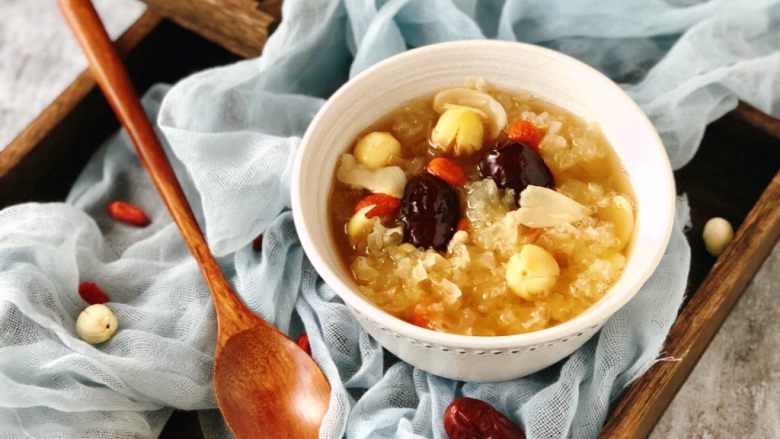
[410,314,429,328]
[508,119,542,151]
[252,234,263,252]
[296,333,311,355]
[78,282,109,305]
[456,218,469,232]
[107,201,150,227]
[354,193,401,218]
[427,157,467,187]
[410,303,431,329]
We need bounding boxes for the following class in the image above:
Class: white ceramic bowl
[292,40,675,382]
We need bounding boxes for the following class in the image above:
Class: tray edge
[0,11,162,178]
[601,133,780,437]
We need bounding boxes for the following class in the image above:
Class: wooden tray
[1,12,778,439]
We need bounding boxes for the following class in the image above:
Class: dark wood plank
[734,102,780,139]
[161,411,203,438]
[601,104,780,438]
[679,105,780,292]
[138,0,279,58]
[0,16,240,209]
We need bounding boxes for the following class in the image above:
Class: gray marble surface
[0,0,145,149]
[0,2,778,438]
[652,246,780,438]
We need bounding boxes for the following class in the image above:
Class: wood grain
[58,0,259,340]
[733,102,780,140]
[601,106,780,438]
[0,18,240,209]
[0,13,237,439]
[2,9,779,437]
[138,0,278,58]
[58,3,330,437]
[0,11,161,180]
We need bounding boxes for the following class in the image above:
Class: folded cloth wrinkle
[2,0,780,437]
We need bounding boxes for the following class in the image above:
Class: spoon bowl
[215,326,330,437]
[58,1,331,436]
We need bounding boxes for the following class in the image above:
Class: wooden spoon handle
[58,0,264,345]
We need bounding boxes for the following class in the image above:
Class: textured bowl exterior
[292,41,675,382]
[350,304,605,381]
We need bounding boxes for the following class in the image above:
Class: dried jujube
[478,140,554,197]
[400,173,460,251]
[444,397,525,439]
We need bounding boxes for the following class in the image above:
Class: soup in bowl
[292,41,674,381]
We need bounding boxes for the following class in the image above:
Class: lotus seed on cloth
[2,0,780,437]
[75,304,119,344]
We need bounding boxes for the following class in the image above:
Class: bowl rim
[292,40,676,350]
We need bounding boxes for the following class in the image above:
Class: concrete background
[0,1,777,437]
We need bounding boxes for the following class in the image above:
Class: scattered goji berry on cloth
[354,193,401,218]
[508,119,542,151]
[78,282,109,305]
[296,333,311,355]
[252,234,263,252]
[427,157,467,187]
[107,201,150,227]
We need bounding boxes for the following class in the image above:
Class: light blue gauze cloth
[2,1,780,438]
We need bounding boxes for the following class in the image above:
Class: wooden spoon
[57,1,331,437]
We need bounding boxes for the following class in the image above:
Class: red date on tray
[444,397,526,439]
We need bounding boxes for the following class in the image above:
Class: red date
[400,173,460,251]
[444,397,525,439]
[478,140,554,198]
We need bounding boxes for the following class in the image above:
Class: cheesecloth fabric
[2,0,780,437]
